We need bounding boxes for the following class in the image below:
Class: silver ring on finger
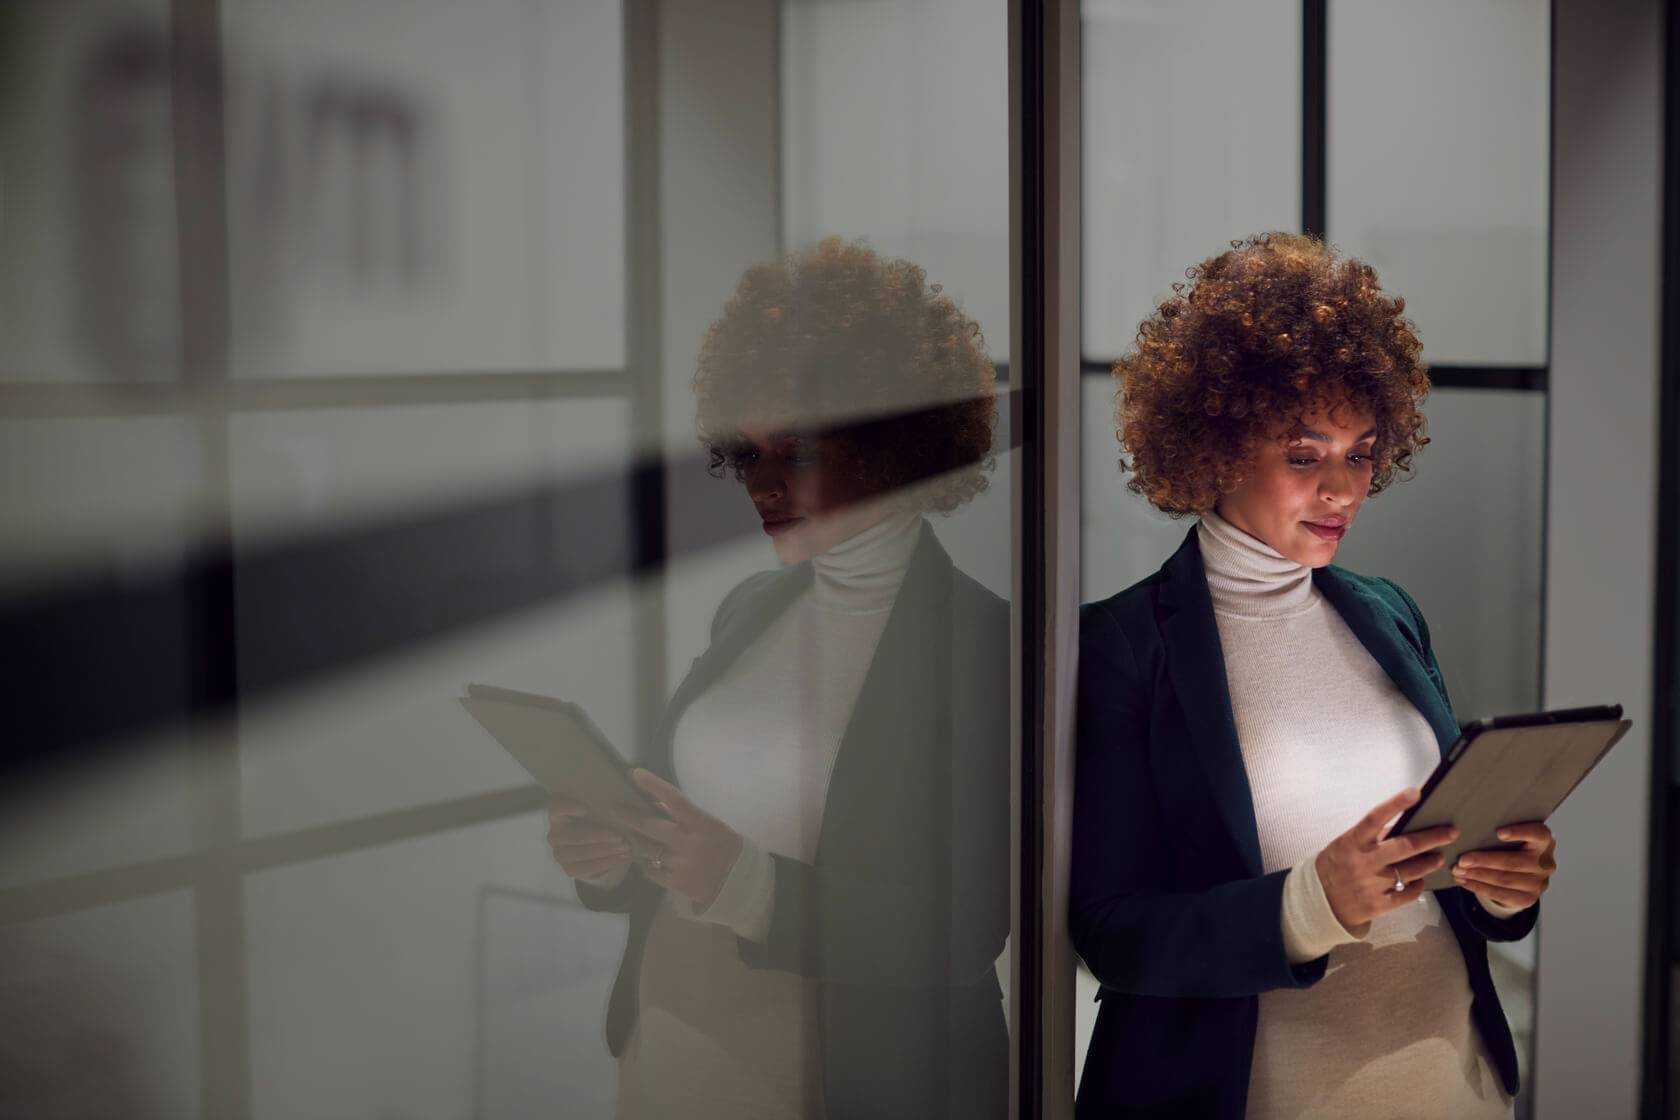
[1391,868,1406,893]
[647,850,665,871]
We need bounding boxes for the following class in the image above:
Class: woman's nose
[746,462,785,501]
[1320,460,1359,503]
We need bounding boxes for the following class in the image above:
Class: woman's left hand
[1451,822,1557,911]
[613,768,745,910]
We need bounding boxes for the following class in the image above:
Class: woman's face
[1213,400,1378,568]
[735,423,891,564]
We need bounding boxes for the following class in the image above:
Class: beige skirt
[616,893,826,1120]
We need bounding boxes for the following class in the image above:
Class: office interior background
[0,0,1673,1116]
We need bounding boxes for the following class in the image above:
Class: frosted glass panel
[0,892,203,1116]
[781,0,1009,358]
[244,819,618,1119]
[1082,0,1300,360]
[221,0,626,376]
[1328,0,1549,366]
[0,0,181,383]
[229,399,637,836]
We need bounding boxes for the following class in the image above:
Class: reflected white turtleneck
[613,510,924,1120]
[673,507,923,934]
[1194,508,1514,1119]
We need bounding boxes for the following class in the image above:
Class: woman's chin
[769,529,819,565]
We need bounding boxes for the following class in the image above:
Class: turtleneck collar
[1195,508,1318,619]
[811,509,924,614]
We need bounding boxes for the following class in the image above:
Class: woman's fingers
[1389,849,1448,883]
[1453,863,1548,893]
[1496,821,1552,849]
[1455,849,1541,874]
[547,818,623,848]
[630,768,701,823]
[547,793,592,821]
[1356,787,1421,845]
[550,836,629,861]
[1372,823,1459,867]
[614,811,681,846]
[565,852,633,880]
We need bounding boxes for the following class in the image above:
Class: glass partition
[0,3,1024,1116]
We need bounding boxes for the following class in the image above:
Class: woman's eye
[1289,454,1371,467]
[784,442,822,467]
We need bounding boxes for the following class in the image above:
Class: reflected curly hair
[1112,231,1432,518]
[693,236,998,514]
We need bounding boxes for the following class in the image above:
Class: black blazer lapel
[1157,526,1267,878]
[816,519,954,862]
[1310,566,1460,757]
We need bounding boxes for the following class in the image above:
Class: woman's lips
[1302,521,1346,542]
[762,516,805,536]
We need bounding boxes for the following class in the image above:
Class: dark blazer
[577,520,1010,1119]
[1071,524,1538,1118]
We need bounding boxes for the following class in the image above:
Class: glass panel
[220,0,626,377]
[781,0,1010,360]
[0,892,203,1116]
[1328,0,1550,367]
[2,3,1021,1118]
[243,820,607,1118]
[1081,0,1300,363]
[0,0,182,383]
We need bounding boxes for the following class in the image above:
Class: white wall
[1537,1,1663,1114]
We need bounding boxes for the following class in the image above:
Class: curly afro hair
[692,236,998,515]
[1111,231,1433,518]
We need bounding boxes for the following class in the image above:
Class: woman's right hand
[546,794,633,881]
[1314,787,1460,935]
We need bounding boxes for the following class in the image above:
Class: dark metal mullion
[1077,359,1546,392]
[1641,0,1678,1112]
[1302,0,1327,238]
[1012,0,1047,1115]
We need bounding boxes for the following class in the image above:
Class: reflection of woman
[548,238,1008,1119]
[1072,233,1559,1118]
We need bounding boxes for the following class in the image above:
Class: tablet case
[1392,703,1631,891]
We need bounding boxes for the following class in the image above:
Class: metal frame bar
[1641,2,1679,1113]
[1012,0,1080,1115]
[1302,0,1327,238]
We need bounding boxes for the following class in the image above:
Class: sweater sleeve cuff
[1281,853,1367,964]
[691,836,774,942]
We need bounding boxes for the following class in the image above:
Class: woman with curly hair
[546,237,1009,1119]
[1071,232,1558,1118]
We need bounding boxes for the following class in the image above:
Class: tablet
[458,683,668,845]
[1391,703,1632,891]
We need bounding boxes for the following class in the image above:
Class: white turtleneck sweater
[1195,509,1516,1119]
[612,509,923,1120]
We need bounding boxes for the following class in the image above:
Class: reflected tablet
[1390,703,1631,891]
[458,683,667,840]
